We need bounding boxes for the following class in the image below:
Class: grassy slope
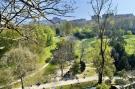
[124,35,135,54]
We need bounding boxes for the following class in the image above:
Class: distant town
[46,13,135,24]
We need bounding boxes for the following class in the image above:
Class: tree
[78,41,87,73]
[53,39,75,77]
[109,30,129,71]
[0,0,75,38]
[58,21,73,36]
[1,47,37,89]
[91,42,115,80]
[15,23,56,55]
[90,0,114,84]
[111,43,129,71]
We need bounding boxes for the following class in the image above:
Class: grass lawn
[124,35,135,54]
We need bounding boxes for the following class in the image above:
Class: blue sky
[60,0,135,20]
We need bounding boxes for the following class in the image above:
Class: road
[14,75,99,89]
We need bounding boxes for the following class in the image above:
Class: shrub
[115,79,127,85]
[129,77,135,82]
[105,79,112,85]
[126,31,132,35]
[45,58,51,63]
[96,83,110,89]
[70,62,80,75]
[80,61,86,73]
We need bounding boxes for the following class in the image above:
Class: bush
[115,79,127,85]
[45,58,51,63]
[73,31,96,40]
[129,77,135,82]
[126,31,132,35]
[70,62,80,75]
[96,83,110,89]
[105,79,112,85]
[80,61,86,73]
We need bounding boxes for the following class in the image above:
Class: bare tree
[53,39,74,77]
[0,0,75,35]
[90,0,113,84]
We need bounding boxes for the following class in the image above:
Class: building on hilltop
[91,15,101,20]
[91,13,134,20]
[102,13,114,19]
[114,14,134,18]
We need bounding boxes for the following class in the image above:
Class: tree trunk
[98,72,103,84]
[20,77,24,89]
[60,64,64,77]
[98,32,105,84]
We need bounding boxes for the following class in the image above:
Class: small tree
[3,47,37,89]
[53,39,75,77]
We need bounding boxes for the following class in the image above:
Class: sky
[59,0,135,20]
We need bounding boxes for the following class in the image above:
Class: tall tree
[90,0,114,83]
[0,0,74,36]
[91,42,115,80]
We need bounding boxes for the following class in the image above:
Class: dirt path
[14,75,99,89]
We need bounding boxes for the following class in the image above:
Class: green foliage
[34,24,55,48]
[57,21,73,36]
[128,54,135,69]
[0,29,20,58]
[45,58,51,63]
[126,31,132,35]
[2,47,37,78]
[115,79,127,85]
[124,35,135,54]
[96,83,110,89]
[0,68,13,86]
[21,24,55,54]
[111,42,129,71]
[117,70,127,78]
[91,42,115,78]
[109,29,126,47]
[73,27,96,40]
[53,39,75,63]
[80,61,86,73]
[70,61,80,75]
[109,29,130,71]
[105,79,112,85]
